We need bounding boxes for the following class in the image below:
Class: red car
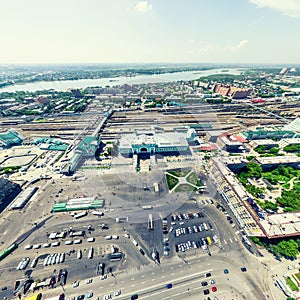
[211,286,217,292]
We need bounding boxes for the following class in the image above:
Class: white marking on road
[234,237,238,241]
[229,238,233,243]
[224,239,227,244]
[151,278,155,281]
[151,272,155,275]
[131,284,136,287]
[141,275,145,278]
[120,280,124,283]
[170,266,174,269]
[161,275,166,278]
[141,281,145,284]
[131,278,135,281]
[171,273,174,276]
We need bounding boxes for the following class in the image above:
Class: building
[283,118,300,134]
[217,132,246,152]
[60,135,101,175]
[213,83,252,99]
[0,129,24,148]
[0,178,22,214]
[52,197,104,212]
[241,130,295,141]
[208,156,300,239]
[119,127,196,157]
[35,95,50,105]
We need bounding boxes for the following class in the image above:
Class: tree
[274,240,299,259]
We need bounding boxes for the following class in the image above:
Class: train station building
[119,127,196,157]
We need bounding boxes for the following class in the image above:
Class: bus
[153,183,159,193]
[70,230,85,237]
[148,214,153,230]
[24,293,42,300]
[74,211,88,219]
[88,247,94,259]
[92,211,104,217]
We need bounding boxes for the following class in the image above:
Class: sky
[0,0,300,64]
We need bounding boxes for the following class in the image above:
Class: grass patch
[166,174,179,190]
[168,170,190,177]
[286,276,299,291]
[186,171,201,187]
[174,184,197,192]
[296,273,300,281]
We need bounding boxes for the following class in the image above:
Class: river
[0,68,244,93]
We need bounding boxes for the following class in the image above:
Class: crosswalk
[198,199,213,205]
[222,236,238,244]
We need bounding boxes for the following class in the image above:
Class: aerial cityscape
[1,1,300,300]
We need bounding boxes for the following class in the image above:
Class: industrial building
[0,129,24,148]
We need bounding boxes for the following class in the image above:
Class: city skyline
[1,0,300,64]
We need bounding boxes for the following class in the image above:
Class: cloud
[225,40,248,51]
[134,1,152,13]
[248,0,300,18]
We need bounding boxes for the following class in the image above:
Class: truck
[153,183,159,192]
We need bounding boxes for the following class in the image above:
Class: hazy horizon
[1,0,300,64]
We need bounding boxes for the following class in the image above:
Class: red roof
[233,135,247,143]
[197,144,218,151]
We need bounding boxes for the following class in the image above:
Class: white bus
[74,211,88,219]
[88,247,94,259]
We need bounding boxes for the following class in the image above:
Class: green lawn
[166,174,179,190]
[186,172,201,187]
[168,170,190,177]
[174,184,197,192]
[286,277,299,291]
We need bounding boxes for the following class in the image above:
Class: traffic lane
[43,252,268,300]
[203,205,242,250]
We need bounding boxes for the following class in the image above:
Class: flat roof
[9,187,38,210]
[260,213,300,238]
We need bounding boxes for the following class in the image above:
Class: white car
[72,281,79,288]
[85,278,93,284]
[103,294,112,300]
[114,290,121,296]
